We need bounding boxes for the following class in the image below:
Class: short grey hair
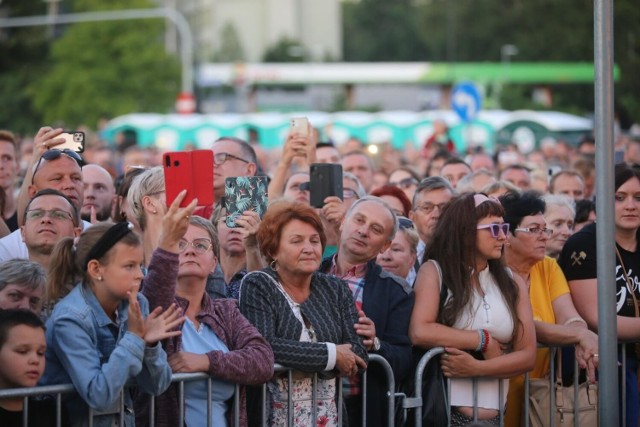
[457,168,496,193]
[127,166,165,231]
[413,176,454,206]
[345,195,399,242]
[543,194,576,218]
[188,215,220,260]
[0,259,46,293]
[343,172,366,199]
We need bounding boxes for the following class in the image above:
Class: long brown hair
[425,193,520,343]
[47,222,141,302]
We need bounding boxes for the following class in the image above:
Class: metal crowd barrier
[0,353,396,427]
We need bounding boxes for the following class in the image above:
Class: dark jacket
[239,268,368,424]
[137,248,274,427]
[319,257,415,427]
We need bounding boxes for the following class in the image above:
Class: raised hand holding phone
[163,150,214,208]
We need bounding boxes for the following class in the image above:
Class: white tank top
[434,261,514,410]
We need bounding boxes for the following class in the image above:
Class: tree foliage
[343,0,640,125]
[0,0,50,133]
[28,0,180,128]
[212,22,245,62]
[262,37,308,62]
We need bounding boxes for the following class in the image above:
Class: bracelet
[481,329,490,353]
[563,316,588,327]
[475,329,485,352]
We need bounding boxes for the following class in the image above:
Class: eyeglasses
[514,226,553,236]
[343,188,358,200]
[26,208,74,223]
[213,152,250,166]
[32,149,85,183]
[477,223,510,238]
[390,177,418,189]
[398,217,415,230]
[414,202,447,215]
[178,238,213,254]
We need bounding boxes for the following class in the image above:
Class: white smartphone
[290,117,309,136]
[56,131,85,153]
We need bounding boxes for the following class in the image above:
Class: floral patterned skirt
[269,374,338,427]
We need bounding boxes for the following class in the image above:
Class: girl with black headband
[39,210,190,426]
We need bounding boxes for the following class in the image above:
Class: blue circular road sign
[451,82,482,122]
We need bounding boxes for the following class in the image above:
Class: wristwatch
[373,336,381,351]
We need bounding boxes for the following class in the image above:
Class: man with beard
[81,164,116,222]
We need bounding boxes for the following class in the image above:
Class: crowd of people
[0,122,638,427]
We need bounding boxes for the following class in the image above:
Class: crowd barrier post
[366,354,397,427]
[412,346,448,427]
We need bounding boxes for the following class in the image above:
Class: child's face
[0,325,46,388]
[97,243,144,301]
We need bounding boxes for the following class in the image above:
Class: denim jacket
[41,284,172,427]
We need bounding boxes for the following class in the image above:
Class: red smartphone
[163,150,214,207]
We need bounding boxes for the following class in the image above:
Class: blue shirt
[40,284,172,427]
[182,318,235,427]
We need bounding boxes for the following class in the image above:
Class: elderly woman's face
[0,284,43,314]
[376,230,416,280]
[274,219,322,275]
[177,224,217,281]
[544,204,574,258]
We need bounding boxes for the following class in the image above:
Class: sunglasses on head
[398,216,415,230]
[476,222,510,238]
[32,149,85,183]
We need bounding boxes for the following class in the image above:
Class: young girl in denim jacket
[40,218,187,427]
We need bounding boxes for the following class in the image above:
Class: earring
[152,209,158,215]
[270,260,278,271]
[97,276,103,281]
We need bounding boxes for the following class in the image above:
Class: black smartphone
[310,163,343,208]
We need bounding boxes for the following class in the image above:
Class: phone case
[225,176,268,228]
[310,163,343,208]
[290,117,309,136]
[56,131,85,153]
[163,150,214,208]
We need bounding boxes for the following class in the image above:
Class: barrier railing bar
[206,377,212,427]
[56,391,62,427]
[362,368,368,427]
[369,354,396,427]
[178,377,185,427]
[472,377,478,421]
[287,369,293,427]
[22,396,28,427]
[550,346,556,427]
[498,376,504,427]
[573,353,579,427]
[337,373,343,426]
[233,383,240,427]
[149,393,155,426]
[312,372,318,425]
[624,343,629,427]
[413,346,446,427]
[119,390,124,427]
[524,371,530,427]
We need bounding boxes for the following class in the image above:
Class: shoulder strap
[428,259,448,310]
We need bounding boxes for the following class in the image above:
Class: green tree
[343,0,429,61]
[262,36,307,62]
[212,21,245,62]
[29,0,180,128]
[0,0,50,133]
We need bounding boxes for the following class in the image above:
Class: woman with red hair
[239,200,368,427]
